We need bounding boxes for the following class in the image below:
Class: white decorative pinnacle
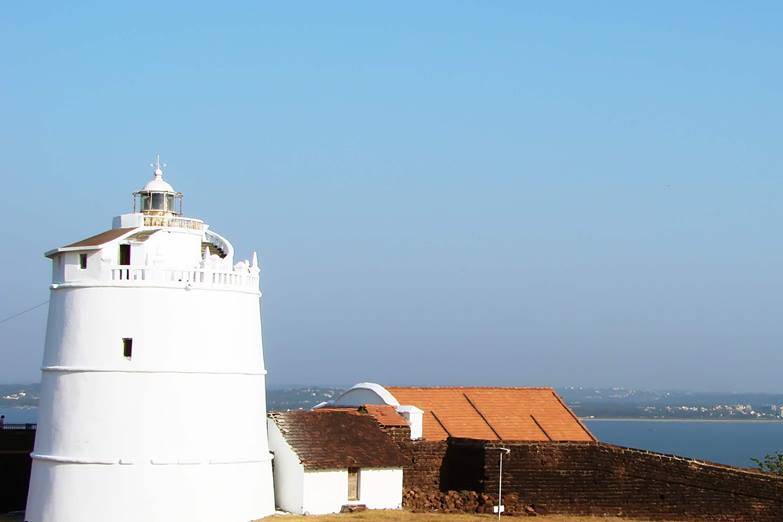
[141,153,176,194]
[150,153,167,177]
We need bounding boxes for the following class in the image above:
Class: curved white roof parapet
[332,382,400,407]
[204,229,235,263]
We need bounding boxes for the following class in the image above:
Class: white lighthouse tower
[25,157,275,522]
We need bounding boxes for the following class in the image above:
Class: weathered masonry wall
[377,423,441,491]
[404,441,447,491]
[483,441,783,520]
[0,428,35,513]
[403,438,783,521]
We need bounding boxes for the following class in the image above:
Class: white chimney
[396,405,424,440]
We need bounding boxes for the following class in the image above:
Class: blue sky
[1,2,781,390]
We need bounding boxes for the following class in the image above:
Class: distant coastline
[5,384,783,424]
[583,417,783,423]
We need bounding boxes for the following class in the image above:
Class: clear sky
[1,2,781,391]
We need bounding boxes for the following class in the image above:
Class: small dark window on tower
[122,338,133,358]
[79,253,87,269]
[119,244,131,266]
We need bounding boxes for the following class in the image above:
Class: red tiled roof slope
[62,228,136,248]
[360,404,409,427]
[385,387,594,442]
[269,410,407,470]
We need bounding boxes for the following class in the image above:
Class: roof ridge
[269,409,359,417]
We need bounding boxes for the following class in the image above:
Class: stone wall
[482,440,783,521]
[0,428,35,513]
[402,437,783,521]
[405,440,447,491]
[376,424,449,491]
[379,425,411,446]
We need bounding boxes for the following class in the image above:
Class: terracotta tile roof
[385,387,594,442]
[360,404,409,427]
[269,410,407,470]
[62,228,136,248]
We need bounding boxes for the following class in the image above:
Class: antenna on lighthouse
[150,153,167,176]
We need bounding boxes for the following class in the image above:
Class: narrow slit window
[122,338,133,358]
[79,253,88,269]
[347,467,359,501]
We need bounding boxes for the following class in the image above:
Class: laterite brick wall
[478,439,783,521]
[405,440,448,490]
[376,424,449,491]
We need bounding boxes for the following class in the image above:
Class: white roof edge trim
[44,228,140,259]
[44,245,101,257]
[334,382,400,407]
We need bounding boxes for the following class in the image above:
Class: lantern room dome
[142,168,176,193]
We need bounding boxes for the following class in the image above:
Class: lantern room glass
[135,192,182,215]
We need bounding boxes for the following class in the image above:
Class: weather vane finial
[150,153,166,176]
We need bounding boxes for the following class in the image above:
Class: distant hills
[559,387,783,420]
[3,383,783,420]
[0,383,39,407]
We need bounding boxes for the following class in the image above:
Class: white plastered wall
[358,468,403,510]
[302,469,349,514]
[298,468,402,515]
[267,419,304,513]
[27,259,273,521]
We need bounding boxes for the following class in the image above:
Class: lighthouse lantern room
[132,154,183,215]
[25,157,275,522]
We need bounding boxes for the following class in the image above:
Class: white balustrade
[106,266,258,289]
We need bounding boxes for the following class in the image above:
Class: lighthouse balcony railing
[142,214,204,231]
[108,266,258,289]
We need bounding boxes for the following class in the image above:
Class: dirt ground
[264,511,662,521]
[0,510,664,522]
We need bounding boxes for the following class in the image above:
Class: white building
[267,410,407,515]
[25,157,275,522]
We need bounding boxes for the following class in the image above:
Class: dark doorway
[119,244,131,266]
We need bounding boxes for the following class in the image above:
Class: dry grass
[0,510,667,522]
[264,511,662,521]
[0,511,664,522]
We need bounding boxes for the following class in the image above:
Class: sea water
[585,419,783,467]
[0,405,38,425]
[3,407,782,468]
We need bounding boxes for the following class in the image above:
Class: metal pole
[496,447,509,520]
[498,450,503,521]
